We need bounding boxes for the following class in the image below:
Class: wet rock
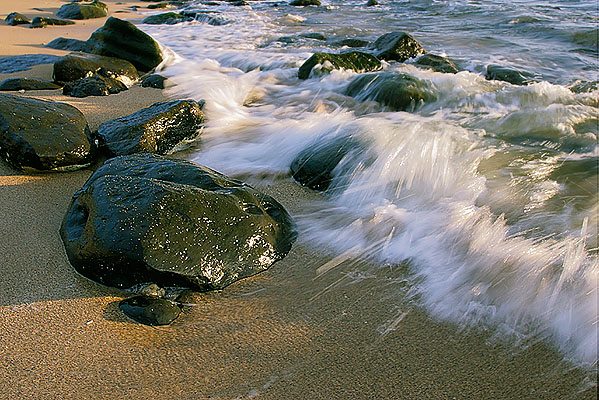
[0,93,95,171]
[30,17,75,28]
[53,52,139,85]
[569,80,598,93]
[86,17,163,72]
[56,1,108,19]
[0,54,62,73]
[142,12,193,25]
[0,78,61,91]
[45,37,94,52]
[299,32,327,41]
[298,51,382,80]
[290,0,320,5]
[370,31,426,62]
[63,75,128,97]
[485,64,536,86]
[415,54,459,73]
[60,153,297,290]
[141,74,167,88]
[94,99,205,156]
[182,11,229,26]
[231,0,249,5]
[366,0,378,5]
[331,38,370,48]
[119,295,181,325]
[147,2,172,9]
[345,72,436,111]
[291,135,366,191]
[5,12,30,26]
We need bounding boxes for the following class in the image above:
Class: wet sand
[0,1,596,399]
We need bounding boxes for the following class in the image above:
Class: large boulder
[0,93,95,170]
[56,1,108,19]
[370,31,426,62]
[86,17,163,72]
[94,99,205,156]
[415,54,458,73]
[60,153,297,290]
[345,72,436,111]
[63,75,128,97]
[5,12,30,26]
[485,64,536,86]
[298,51,382,80]
[0,78,61,91]
[53,52,139,85]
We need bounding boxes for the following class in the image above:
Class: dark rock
[0,54,62,73]
[45,37,94,52]
[95,99,204,156]
[5,12,30,26]
[0,78,61,91]
[147,2,172,8]
[366,0,378,5]
[370,31,426,62]
[63,75,128,97]
[86,17,163,72]
[53,52,139,85]
[415,54,459,73]
[30,17,76,28]
[485,64,536,85]
[142,12,192,25]
[141,74,167,88]
[119,295,181,325]
[345,72,436,111]
[60,153,297,290]
[569,80,598,94]
[0,93,95,170]
[331,38,370,48]
[56,1,108,20]
[231,0,249,5]
[291,135,366,191]
[290,0,320,5]
[298,51,382,80]
[275,36,297,44]
[299,32,326,41]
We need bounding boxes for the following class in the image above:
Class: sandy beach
[0,1,596,399]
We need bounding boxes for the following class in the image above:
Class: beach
[0,1,596,399]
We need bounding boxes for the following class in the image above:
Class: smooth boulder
[415,54,458,73]
[60,153,297,290]
[142,12,192,25]
[63,75,128,97]
[370,31,426,62]
[485,64,536,85]
[53,52,139,85]
[0,93,95,170]
[141,74,167,88]
[290,0,321,5]
[119,295,181,326]
[56,1,108,19]
[30,17,75,28]
[298,51,382,80]
[45,37,94,52]
[94,99,205,156]
[5,12,30,26]
[0,78,61,91]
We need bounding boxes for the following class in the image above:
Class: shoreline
[0,1,596,399]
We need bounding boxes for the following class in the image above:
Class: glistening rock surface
[370,31,426,62]
[53,52,139,85]
[298,51,382,79]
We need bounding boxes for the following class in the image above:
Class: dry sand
[0,1,596,399]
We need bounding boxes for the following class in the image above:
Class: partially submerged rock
[57,1,108,20]
[142,12,193,25]
[569,80,597,94]
[290,0,321,6]
[298,51,382,80]
[299,32,327,41]
[119,295,181,326]
[63,75,128,97]
[485,64,536,85]
[0,78,61,91]
[53,52,139,85]
[415,54,459,73]
[331,38,370,48]
[60,153,297,290]
[30,17,75,28]
[141,74,167,88]
[370,31,426,62]
[345,72,436,111]
[95,99,205,156]
[0,93,95,170]
[5,12,30,26]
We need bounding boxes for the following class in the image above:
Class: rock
[345,72,436,111]
[30,17,76,28]
[370,31,426,62]
[331,38,370,48]
[0,54,62,73]
[86,17,163,72]
[231,0,249,5]
[5,12,30,26]
[298,51,382,80]
[60,153,297,290]
[485,64,536,85]
[290,0,320,5]
[56,1,108,20]
[45,37,94,52]
[0,78,61,91]
[142,12,192,25]
[0,93,95,171]
[63,75,128,97]
[299,32,327,41]
[366,0,378,5]
[141,74,167,88]
[569,80,597,93]
[94,99,205,156]
[53,52,139,86]
[147,2,172,9]
[415,54,458,73]
[183,11,229,26]
[290,135,366,191]
[119,295,181,325]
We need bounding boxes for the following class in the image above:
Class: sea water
[139,0,597,367]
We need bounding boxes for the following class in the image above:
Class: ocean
[140,0,597,367]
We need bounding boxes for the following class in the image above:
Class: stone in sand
[60,153,297,290]
[63,75,128,97]
[485,64,536,86]
[5,12,30,26]
[370,31,426,62]
[119,295,181,326]
[298,51,382,80]
[29,17,75,28]
[415,54,459,74]
[53,52,139,85]
[94,99,205,156]
[0,78,61,91]
[0,93,95,171]
[141,74,167,89]
[57,1,108,20]
[45,37,94,52]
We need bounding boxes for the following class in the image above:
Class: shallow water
[140,0,597,366]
